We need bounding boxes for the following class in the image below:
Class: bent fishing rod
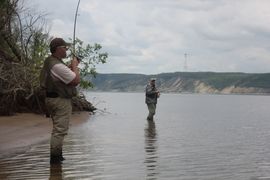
[71,0,82,62]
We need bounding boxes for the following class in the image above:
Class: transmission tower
[184,53,188,71]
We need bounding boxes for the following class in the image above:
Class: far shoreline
[88,90,270,96]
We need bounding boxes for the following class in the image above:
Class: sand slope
[0,112,90,157]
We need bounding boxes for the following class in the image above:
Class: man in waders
[40,38,80,164]
[145,78,160,121]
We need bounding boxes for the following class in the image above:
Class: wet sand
[0,112,90,158]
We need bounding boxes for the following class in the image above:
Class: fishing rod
[72,0,82,62]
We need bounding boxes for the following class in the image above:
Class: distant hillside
[88,72,270,94]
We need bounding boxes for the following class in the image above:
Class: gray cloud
[25,0,270,74]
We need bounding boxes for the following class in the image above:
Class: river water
[1,92,270,180]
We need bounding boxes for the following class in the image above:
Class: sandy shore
[0,111,90,158]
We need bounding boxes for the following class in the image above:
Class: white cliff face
[91,73,270,94]
[159,77,185,92]
[221,86,236,94]
[221,86,269,94]
[158,79,270,95]
[193,81,218,94]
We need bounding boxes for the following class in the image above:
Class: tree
[0,0,52,115]
[71,38,108,89]
[0,0,108,115]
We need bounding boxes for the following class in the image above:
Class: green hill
[88,72,270,94]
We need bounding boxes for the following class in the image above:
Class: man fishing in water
[40,38,80,164]
[145,78,160,121]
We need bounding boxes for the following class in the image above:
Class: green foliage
[201,73,247,90]
[0,0,107,115]
[236,73,270,88]
[69,38,108,89]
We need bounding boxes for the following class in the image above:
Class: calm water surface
[1,92,270,180]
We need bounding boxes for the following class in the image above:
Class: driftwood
[72,94,97,112]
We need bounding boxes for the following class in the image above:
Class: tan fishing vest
[40,56,77,98]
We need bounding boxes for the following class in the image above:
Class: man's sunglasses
[58,46,69,50]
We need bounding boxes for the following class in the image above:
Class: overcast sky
[25,0,270,74]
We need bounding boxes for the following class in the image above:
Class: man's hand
[68,56,80,86]
[68,57,79,69]
[157,91,160,98]
[71,57,79,66]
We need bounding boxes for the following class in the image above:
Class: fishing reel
[69,51,83,62]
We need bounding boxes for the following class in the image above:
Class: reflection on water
[0,144,50,179]
[144,120,159,180]
[49,163,63,180]
[1,93,270,179]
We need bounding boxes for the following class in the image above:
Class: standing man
[40,38,80,164]
[145,78,160,121]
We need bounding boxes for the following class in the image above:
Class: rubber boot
[50,155,62,164]
[50,148,62,164]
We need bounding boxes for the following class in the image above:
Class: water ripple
[2,93,270,179]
